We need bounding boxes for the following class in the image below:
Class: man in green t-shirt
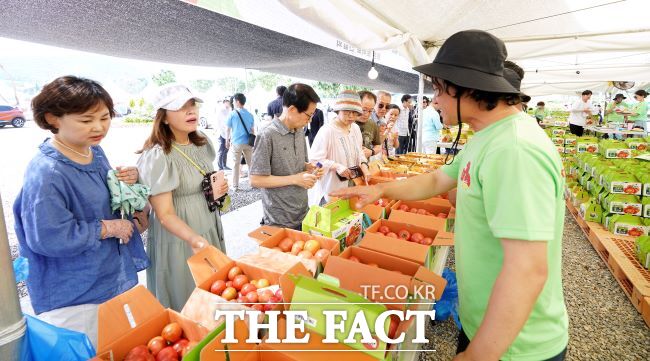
[604,93,628,125]
[628,89,648,130]
[332,30,568,361]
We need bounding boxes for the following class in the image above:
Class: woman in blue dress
[13,76,148,347]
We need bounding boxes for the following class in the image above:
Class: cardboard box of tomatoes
[95,285,212,361]
[302,199,365,252]
[388,200,451,232]
[249,227,340,275]
[181,246,311,330]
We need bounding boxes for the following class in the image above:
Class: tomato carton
[302,199,365,252]
[96,285,211,361]
[388,200,450,232]
[324,246,446,311]
[342,195,398,222]
[200,319,259,361]
[182,246,311,330]
[250,227,340,275]
[602,193,643,216]
[361,219,453,268]
[247,225,284,244]
[279,273,388,359]
[607,215,649,237]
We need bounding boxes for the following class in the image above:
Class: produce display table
[584,126,647,137]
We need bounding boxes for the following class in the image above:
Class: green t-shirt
[605,101,628,124]
[533,108,548,120]
[441,112,568,361]
[356,119,381,150]
[629,100,648,122]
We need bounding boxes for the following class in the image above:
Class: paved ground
[1,121,649,360]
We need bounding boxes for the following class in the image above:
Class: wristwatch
[370,148,375,156]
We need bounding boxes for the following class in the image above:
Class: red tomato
[125,345,154,361]
[172,339,189,354]
[420,237,434,246]
[258,289,274,303]
[263,303,276,311]
[221,287,237,301]
[398,230,411,240]
[409,208,418,213]
[147,336,166,356]
[252,304,265,312]
[386,232,398,238]
[378,225,391,234]
[225,280,233,288]
[246,291,259,303]
[278,238,294,252]
[417,209,428,215]
[398,204,409,211]
[274,289,283,301]
[232,274,249,291]
[227,266,242,281]
[210,280,227,295]
[240,283,257,296]
[410,233,424,243]
[161,322,182,343]
[155,346,178,361]
[314,249,331,264]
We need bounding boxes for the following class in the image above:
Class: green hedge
[124,116,154,123]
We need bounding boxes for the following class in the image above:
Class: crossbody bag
[172,145,229,212]
[236,110,256,147]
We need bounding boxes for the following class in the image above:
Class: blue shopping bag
[20,314,95,361]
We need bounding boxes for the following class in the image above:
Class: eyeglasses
[304,111,314,119]
[377,103,389,109]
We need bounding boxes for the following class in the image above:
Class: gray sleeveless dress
[137,136,226,311]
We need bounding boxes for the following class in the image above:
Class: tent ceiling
[0,0,421,93]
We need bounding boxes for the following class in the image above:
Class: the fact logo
[214,309,436,345]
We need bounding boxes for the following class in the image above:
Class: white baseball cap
[152,83,203,111]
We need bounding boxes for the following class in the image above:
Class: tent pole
[0,191,26,360]
[416,73,424,152]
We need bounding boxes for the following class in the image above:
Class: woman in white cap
[309,90,370,205]
[137,83,228,311]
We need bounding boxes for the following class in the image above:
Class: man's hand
[305,162,325,178]
[293,172,318,189]
[363,147,373,158]
[330,185,382,208]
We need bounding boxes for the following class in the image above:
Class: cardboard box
[280,274,388,359]
[96,285,211,361]
[248,225,284,244]
[389,200,450,232]
[361,219,453,267]
[343,196,398,222]
[302,199,365,252]
[182,246,311,330]
[252,227,340,275]
[324,246,446,310]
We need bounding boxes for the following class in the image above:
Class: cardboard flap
[412,267,447,301]
[433,231,455,246]
[248,225,283,243]
[97,285,165,351]
[187,245,233,286]
[200,319,255,361]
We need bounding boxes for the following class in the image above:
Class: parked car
[0,105,26,128]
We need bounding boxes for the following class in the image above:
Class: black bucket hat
[504,68,531,102]
[613,93,627,100]
[413,30,519,94]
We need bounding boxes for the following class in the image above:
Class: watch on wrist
[370,148,375,156]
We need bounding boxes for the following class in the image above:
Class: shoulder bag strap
[235,110,251,135]
[172,144,206,176]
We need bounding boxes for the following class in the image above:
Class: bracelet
[370,148,375,156]
[361,161,369,168]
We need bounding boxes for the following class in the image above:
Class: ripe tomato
[221,287,237,301]
[304,240,321,254]
[147,336,166,356]
[291,240,305,255]
[398,204,409,212]
[263,303,276,311]
[386,232,398,238]
[278,238,294,252]
[256,278,270,288]
[274,289,283,301]
[246,291,259,303]
[297,250,313,259]
[225,280,233,288]
[232,274,249,291]
[410,232,424,243]
[258,289,274,303]
[161,322,182,343]
[240,283,257,296]
[252,304,265,312]
[417,209,428,215]
[155,346,178,361]
[398,230,411,240]
[125,345,154,361]
[210,280,227,295]
[314,249,331,264]
[409,208,419,213]
[228,266,242,281]
[172,339,189,354]
[419,237,433,245]
[378,225,391,234]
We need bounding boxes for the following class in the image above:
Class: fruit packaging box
[324,246,446,311]
[388,200,451,232]
[249,227,340,275]
[302,199,365,252]
[96,285,212,361]
[280,274,388,359]
[182,246,311,330]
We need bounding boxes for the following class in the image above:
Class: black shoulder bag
[236,110,256,147]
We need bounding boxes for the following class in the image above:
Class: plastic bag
[434,268,461,329]
[13,256,29,283]
[20,314,95,361]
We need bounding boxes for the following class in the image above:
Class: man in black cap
[332,30,568,361]
[604,93,628,126]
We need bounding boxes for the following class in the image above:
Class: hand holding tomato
[329,184,383,209]
[294,172,318,189]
